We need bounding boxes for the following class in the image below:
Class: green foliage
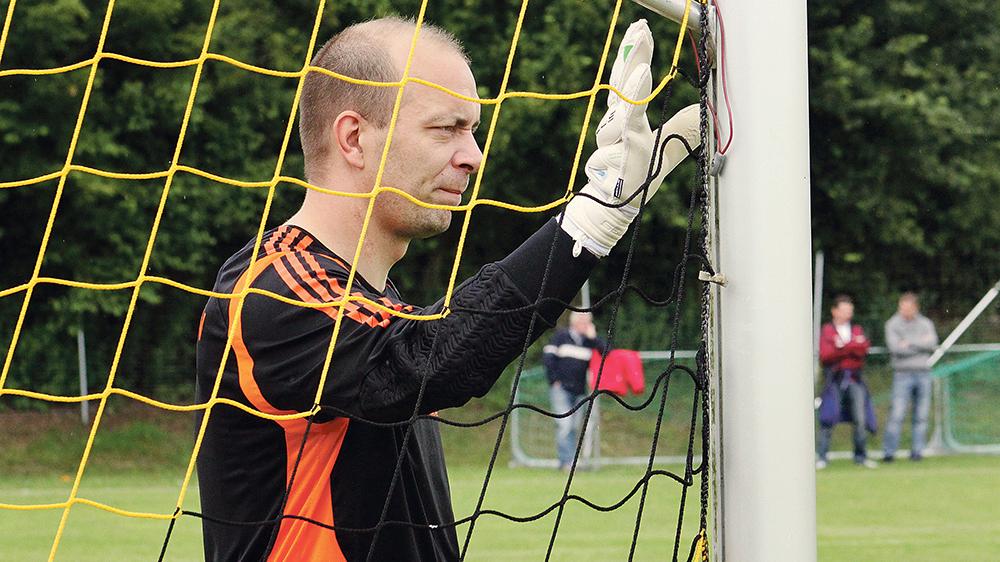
[809,0,1000,322]
[0,0,704,399]
[0,407,192,476]
[2,0,998,400]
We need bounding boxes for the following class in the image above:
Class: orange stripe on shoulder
[287,252,339,303]
[272,256,340,322]
[270,248,404,330]
[295,233,314,251]
[228,252,295,416]
[262,227,289,256]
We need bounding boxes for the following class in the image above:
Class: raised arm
[354,220,596,420]
[237,19,701,423]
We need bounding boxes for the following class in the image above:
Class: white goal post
[632,0,816,561]
[710,0,815,560]
[514,2,818,560]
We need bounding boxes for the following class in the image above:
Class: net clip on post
[698,270,727,286]
[709,151,726,177]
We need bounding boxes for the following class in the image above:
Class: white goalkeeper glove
[561,19,701,257]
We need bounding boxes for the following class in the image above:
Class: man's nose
[454,131,483,174]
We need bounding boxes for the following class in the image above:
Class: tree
[809,0,1000,330]
[1,0,704,400]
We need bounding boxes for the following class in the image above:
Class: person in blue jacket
[543,312,605,471]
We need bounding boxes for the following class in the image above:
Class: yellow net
[0,0,703,559]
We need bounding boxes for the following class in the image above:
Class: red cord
[688,0,734,154]
[713,0,734,154]
[688,32,723,148]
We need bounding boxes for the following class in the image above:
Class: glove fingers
[597,63,652,146]
[652,104,702,182]
[623,64,653,135]
[608,19,654,108]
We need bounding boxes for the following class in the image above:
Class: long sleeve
[886,316,938,357]
[918,319,939,353]
[818,325,848,366]
[543,333,561,384]
[845,326,870,359]
[586,335,608,353]
[885,318,917,358]
[357,220,596,420]
[243,219,597,423]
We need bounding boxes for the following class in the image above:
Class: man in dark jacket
[543,312,605,470]
[195,16,700,561]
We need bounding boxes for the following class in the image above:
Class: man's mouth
[435,185,466,205]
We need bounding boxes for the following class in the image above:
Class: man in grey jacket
[883,292,939,461]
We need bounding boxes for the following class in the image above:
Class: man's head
[568,312,594,334]
[830,294,854,324]
[298,17,483,240]
[898,292,920,320]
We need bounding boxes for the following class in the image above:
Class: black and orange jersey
[195,219,596,561]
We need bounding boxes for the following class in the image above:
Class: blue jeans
[549,384,585,467]
[883,370,932,458]
[817,380,868,463]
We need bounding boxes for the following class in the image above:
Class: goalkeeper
[195,16,699,561]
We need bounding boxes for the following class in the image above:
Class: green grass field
[1,455,998,561]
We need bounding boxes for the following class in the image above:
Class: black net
[0,0,717,560]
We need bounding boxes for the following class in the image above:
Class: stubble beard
[373,188,453,241]
[407,205,452,239]
[396,173,464,239]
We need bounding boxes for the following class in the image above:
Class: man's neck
[286,194,407,292]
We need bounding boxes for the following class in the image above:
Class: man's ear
[332,111,367,170]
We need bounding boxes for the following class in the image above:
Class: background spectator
[883,292,939,461]
[543,312,605,471]
[817,295,877,468]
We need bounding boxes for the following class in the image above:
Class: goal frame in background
[927,280,1000,455]
[508,349,702,469]
[812,262,1000,458]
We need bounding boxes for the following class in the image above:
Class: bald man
[195,17,699,561]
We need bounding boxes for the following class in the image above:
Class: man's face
[366,47,483,240]
[899,299,918,320]
[569,313,593,334]
[831,302,854,324]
